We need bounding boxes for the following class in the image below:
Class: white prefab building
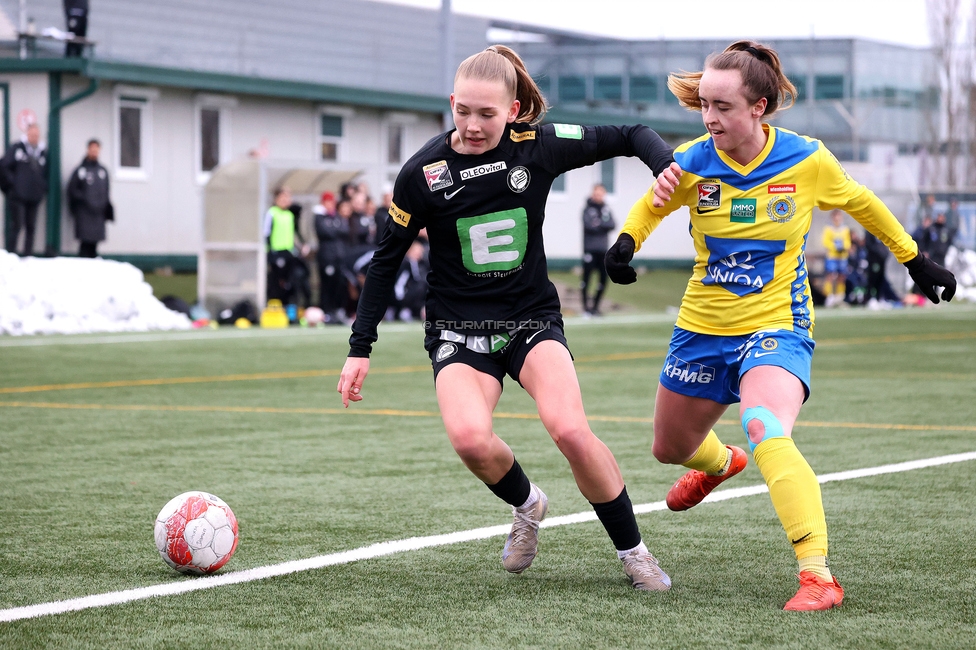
[0,0,704,283]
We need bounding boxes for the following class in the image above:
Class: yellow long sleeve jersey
[623,126,918,337]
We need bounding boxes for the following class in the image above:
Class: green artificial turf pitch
[1,304,975,648]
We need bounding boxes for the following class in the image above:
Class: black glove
[605,233,637,284]
[905,253,956,304]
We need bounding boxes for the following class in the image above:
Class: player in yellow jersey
[821,209,852,306]
[604,40,957,611]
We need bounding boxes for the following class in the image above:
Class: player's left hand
[605,233,637,284]
[337,356,370,407]
[905,253,956,303]
[652,162,683,207]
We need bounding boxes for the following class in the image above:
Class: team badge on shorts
[507,166,531,193]
[423,160,454,192]
[767,195,796,223]
[697,180,721,212]
[435,342,458,362]
[760,338,778,351]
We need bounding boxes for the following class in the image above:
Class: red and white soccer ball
[154,491,239,575]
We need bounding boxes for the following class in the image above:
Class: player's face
[699,68,766,160]
[450,77,519,155]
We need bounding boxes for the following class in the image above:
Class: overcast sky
[372,0,933,48]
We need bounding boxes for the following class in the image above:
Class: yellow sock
[753,437,829,563]
[823,279,833,296]
[799,555,832,581]
[682,430,729,475]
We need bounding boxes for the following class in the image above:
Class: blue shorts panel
[659,327,815,405]
[824,258,845,274]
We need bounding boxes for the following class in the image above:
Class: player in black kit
[337,45,682,591]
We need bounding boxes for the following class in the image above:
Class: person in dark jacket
[863,230,897,304]
[314,191,348,323]
[67,139,113,258]
[63,0,89,57]
[580,183,615,315]
[926,213,956,268]
[1,123,48,256]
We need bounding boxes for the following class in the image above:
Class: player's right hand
[905,253,956,304]
[338,356,370,407]
[652,162,683,207]
[605,233,637,284]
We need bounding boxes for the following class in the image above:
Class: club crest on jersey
[423,160,454,192]
[507,166,531,193]
[767,195,797,223]
[697,180,721,212]
[435,342,458,362]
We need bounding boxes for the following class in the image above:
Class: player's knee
[447,425,494,464]
[548,422,593,461]
[740,406,786,452]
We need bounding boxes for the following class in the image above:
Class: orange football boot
[666,445,748,511]
[783,571,845,611]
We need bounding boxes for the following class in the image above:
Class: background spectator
[821,209,851,307]
[375,186,393,243]
[863,230,898,308]
[264,186,309,309]
[927,213,955,269]
[389,239,429,321]
[580,183,615,316]
[844,230,867,305]
[63,0,88,57]
[67,138,113,258]
[314,191,348,324]
[0,123,48,256]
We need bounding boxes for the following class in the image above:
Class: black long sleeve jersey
[348,122,673,357]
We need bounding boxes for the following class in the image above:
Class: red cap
[321,191,335,203]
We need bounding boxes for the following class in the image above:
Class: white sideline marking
[2,451,974,623]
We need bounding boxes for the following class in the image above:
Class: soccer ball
[154,491,239,575]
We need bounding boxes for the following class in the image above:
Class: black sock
[485,459,531,507]
[590,486,641,551]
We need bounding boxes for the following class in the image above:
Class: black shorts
[425,318,570,387]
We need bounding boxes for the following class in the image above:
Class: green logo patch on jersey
[730,198,757,223]
[457,208,528,273]
[553,124,583,140]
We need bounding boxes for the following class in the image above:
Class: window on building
[200,108,220,172]
[601,159,615,194]
[663,75,680,104]
[815,75,845,100]
[534,75,551,99]
[116,93,153,179]
[119,103,142,168]
[788,75,807,102]
[551,173,566,193]
[558,75,587,102]
[387,122,404,165]
[320,113,344,161]
[630,75,657,102]
[594,76,622,101]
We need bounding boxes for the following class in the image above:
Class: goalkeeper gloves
[905,254,956,304]
[605,233,637,284]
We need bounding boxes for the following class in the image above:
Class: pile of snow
[945,247,976,302]
[0,251,192,336]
